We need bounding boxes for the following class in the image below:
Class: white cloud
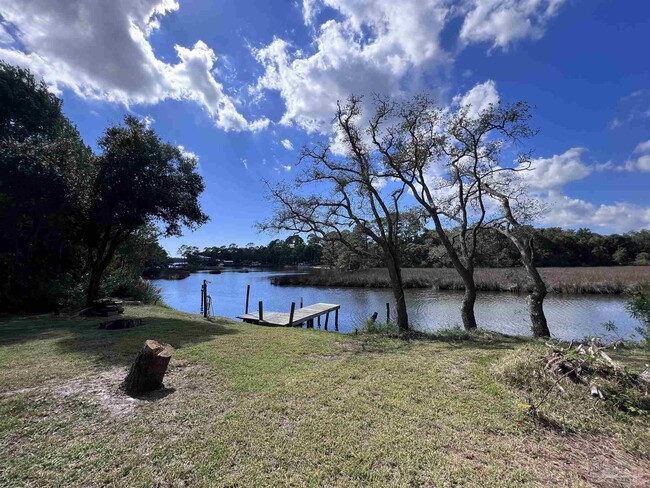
[454,79,500,117]
[253,1,450,133]
[635,139,650,153]
[281,164,292,172]
[616,138,650,172]
[523,147,593,190]
[241,158,249,170]
[459,0,566,49]
[0,0,265,132]
[518,146,650,231]
[254,1,565,133]
[541,195,650,232]
[177,145,198,161]
[281,139,295,150]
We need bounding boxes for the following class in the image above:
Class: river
[152,269,642,341]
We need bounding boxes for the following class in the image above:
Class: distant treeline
[180,227,650,270]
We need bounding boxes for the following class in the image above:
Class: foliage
[495,343,649,423]
[358,318,400,335]
[0,62,94,311]
[0,62,202,311]
[625,282,650,344]
[82,115,208,304]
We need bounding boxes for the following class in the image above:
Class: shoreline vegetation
[271,266,650,294]
[1,305,648,486]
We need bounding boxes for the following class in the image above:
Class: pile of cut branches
[497,341,649,417]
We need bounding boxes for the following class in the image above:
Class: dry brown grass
[273,266,650,294]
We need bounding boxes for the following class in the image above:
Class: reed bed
[271,266,650,294]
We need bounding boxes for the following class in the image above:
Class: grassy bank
[1,306,648,486]
[273,266,650,294]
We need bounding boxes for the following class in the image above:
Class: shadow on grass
[0,311,239,369]
[355,327,534,354]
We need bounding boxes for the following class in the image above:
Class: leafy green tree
[83,116,208,305]
[0,62,94,310]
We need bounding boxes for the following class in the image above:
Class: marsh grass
[273,266,650,294]
[1,306,648,486]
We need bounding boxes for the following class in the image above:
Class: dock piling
[386,302,390,323]
[324,311,329,330]
[258,301,264,322]
[289,302,295,326]
[245,285,251,314]
[335,308,339,331]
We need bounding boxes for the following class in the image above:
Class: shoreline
[270,265,650,295]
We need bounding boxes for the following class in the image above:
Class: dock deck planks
[237,302,340,327]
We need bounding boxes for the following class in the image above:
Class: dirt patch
[546,433,650,488]
[514,432,650,487]
[4,360,212,418]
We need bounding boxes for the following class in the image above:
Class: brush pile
[497,341,649,416]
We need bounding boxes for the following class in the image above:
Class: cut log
[122,340,173,394]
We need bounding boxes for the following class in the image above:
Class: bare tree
[483,174,551,337]
[259,96,411,331]
[369,95,536,331]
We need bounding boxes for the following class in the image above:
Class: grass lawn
[1,306,648,487]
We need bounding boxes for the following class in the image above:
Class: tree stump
[123,340,173,394]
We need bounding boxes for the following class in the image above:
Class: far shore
[270,266,650,294]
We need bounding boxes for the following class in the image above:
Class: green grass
[273,266,650,294]
[1,306,648,486]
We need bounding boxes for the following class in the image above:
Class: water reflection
[152,270,640,341]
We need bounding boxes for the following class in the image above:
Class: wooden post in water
[318,316,321,329]
[258,301,264,322]
[289,302,295,326]
[335,308,339,331]
[202,280,208,318]
[245,285,251,314]
[386,303,390,323]
[300,297,303,308]
[324,311,329,330]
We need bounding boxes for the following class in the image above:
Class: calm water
[153,269,642,341]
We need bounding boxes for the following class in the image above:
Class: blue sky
[1,0,649,254]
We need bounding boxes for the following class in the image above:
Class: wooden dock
[238,302,340,330]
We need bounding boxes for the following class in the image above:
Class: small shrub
[625,282,650,345]
[358,319,399,335]
[103,273,162,304]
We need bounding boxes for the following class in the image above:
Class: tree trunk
[521,250,551,337]
[86,266,103,306]
[123,340,173,394]
[385,253,409,332]
[506,230,551,338]
[460,276,478,330]
[528,287,550,338]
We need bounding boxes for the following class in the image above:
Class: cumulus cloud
[518,147,650,231]
[541,195,650,232]
[619,140,650,172]
[454,79,500,117]
[523,147,593,190]
[635,139,650,153]
[0,0,265,131]
[459,0,566,49]
[281,139,295,150]
[253,1,451,132]
[254,1,566,133]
